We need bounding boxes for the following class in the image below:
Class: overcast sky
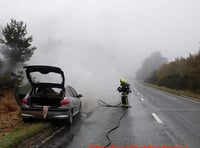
[1,0,200,100]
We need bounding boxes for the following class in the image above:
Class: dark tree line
[147,51,200,93]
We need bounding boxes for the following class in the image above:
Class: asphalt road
[40,81,200,148]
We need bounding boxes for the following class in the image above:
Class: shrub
[0,93,19,113]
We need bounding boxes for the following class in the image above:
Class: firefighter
[117,78,131,107]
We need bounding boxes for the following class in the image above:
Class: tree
[147,51,200,92]
[136,51,168,81]
[0,19,36,70]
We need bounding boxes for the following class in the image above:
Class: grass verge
[0,91,55,148]
[0,122,52,148]
[144,82,200,101]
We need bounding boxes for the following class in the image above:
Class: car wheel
[67,110,73,126]
[78,104,82,114]
[23,117,30,123]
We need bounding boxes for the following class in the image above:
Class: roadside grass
[0,92,53,148]
[0,92,19,113]
[0,122,52,148]
[144,82,200,101]
[0,93,22,138]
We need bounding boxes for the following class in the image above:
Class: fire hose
[98,99,128,148]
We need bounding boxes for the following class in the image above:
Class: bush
[0,72,23,91]
[0,93,19,113]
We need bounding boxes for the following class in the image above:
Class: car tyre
[78,104,82,114]
[67,110,73,126]
[23,117,30,123]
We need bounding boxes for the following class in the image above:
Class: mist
[1,0,200,108]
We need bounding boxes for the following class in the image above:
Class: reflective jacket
[117,83,131,95]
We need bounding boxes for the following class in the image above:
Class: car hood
[24,65,65,88]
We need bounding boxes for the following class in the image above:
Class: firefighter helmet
[120,78,126,83]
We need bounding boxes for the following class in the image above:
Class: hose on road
[98,99,121,107]
[98,99,128,148]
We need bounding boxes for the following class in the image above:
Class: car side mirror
[77,94,83,98]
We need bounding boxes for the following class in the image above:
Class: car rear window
[31,87,64,97]
[29,72,63,84]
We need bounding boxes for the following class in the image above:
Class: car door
[68,86,80,113]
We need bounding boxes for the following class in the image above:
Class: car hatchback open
[16,65,82,125]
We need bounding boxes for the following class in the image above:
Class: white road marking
[155,108,200,111]
[178,96,200,105]
[149,85,200,104]
[140,98,144,101]
[152,113,163,124]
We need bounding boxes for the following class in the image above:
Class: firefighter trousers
[121,94,128,106]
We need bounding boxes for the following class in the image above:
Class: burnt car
[16,65,82,125]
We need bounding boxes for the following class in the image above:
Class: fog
[1,0,200,107]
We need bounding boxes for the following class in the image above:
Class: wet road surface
[40,81,200,148]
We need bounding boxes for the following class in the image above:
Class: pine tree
[0,19,36,70]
